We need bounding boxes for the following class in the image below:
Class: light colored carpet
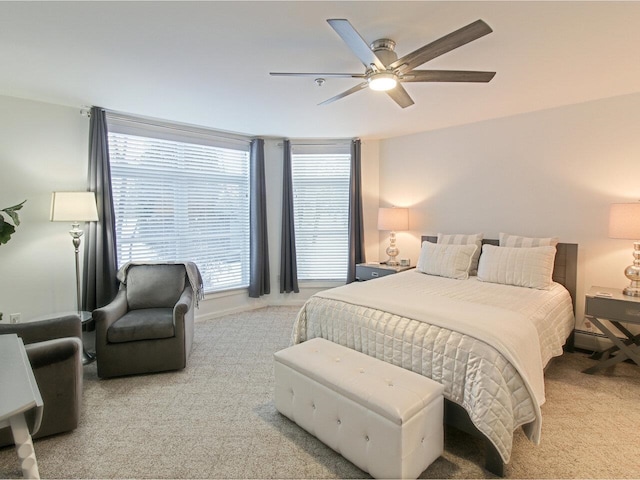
[1,306,639,479]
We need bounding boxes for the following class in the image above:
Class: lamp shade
[609,203,640,240]
[50,192,99,222]
[378,207,409,231]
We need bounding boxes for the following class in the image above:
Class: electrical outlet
[9,313,21,324]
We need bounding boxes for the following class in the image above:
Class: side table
[582,286,640,374]
[355,263,414,282]
[0,334,43,479]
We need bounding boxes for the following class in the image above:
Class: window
[291,144,351,281]
[107,116,250,293]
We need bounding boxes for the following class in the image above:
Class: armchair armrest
[93,290,128,343]
[174,286,194,318]
[0,315,81,345]
[26,337,83,369]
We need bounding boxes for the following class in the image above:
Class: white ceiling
[2,1,640,140]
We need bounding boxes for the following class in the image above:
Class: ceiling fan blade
[386,84,415,108]
[327,19,386,71]
[401,70,496,83]
[390,19,493,73]
[318,82,369,106]
[270,72,366,78]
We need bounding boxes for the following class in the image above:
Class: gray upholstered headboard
[421,236,578,311]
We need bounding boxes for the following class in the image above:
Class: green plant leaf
[2,200,26,226]
[0,221,15,245]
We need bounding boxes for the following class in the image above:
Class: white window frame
[106,114,251,293]
[291,142,351,281]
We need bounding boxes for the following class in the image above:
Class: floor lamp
[50,192,99,313]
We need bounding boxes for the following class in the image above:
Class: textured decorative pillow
[437,233,484,275]
[477,244,556,289]
[416,241,478,280]
[499,233,559,248]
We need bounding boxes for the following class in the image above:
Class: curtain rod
[107,111,251,144]
[81,107,251,144]
[276,140,356,147]
[81,108,358,146]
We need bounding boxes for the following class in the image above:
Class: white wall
[0,95,380,322]
[378,92,640,348]
[0,95,89,321]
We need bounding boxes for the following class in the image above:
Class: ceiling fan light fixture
[368,72,397,91]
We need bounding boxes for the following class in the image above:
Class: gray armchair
[93,263,196,379]
[0,315,83,447]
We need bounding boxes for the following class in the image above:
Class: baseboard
[573,329,614,352]
[196,303,266,322]
[195,301,305,322]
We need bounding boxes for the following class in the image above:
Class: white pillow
[437,233,484,276]
[499,232,559,248]
[477,244,556,289]
[416,241,478,280]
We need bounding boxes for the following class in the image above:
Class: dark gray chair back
[126,264,186,310]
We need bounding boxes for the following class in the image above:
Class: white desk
[0,334,44,479]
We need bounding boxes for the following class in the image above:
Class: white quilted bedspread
[292,271,574,463]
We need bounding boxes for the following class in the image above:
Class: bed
[292,236,578,476]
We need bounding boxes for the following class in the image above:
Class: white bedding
[292,270,574,463]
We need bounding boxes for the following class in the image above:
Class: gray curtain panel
[347,138,366,283]
[83,106,119,310]
[249,138,270,298]
[280,139,299,293]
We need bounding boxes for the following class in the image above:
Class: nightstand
[582,286,640,374]
[355,263,414,281]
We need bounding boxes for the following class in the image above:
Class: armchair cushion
[126,264,186,310]
[107,308,175,343]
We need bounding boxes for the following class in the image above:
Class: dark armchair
[0,315,83,447]
[93,263,198,379]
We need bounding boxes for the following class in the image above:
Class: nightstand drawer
[355,265,397,281]
[586,296,640,324]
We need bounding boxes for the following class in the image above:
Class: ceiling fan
[270,18,496,108]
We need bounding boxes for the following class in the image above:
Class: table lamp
[50,192,99,312]
[378,207,409,266]
[609,202,640,297]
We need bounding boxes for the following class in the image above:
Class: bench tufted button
[359,368,365,373]
[337,419,341,425]
[365,435,369,442]
[312,403,316,410]
[421,437,425,443]
[335,357,341,363]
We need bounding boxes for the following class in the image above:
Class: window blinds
[291,150,351,281]
[108,128,250,293]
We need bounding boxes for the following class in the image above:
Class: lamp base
[623,283,640,297]
[622,243,640,297]
[385,231,400,266]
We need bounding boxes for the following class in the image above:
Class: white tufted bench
[274,338,444,479]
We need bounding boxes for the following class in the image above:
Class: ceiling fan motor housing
[369,39,398,68]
